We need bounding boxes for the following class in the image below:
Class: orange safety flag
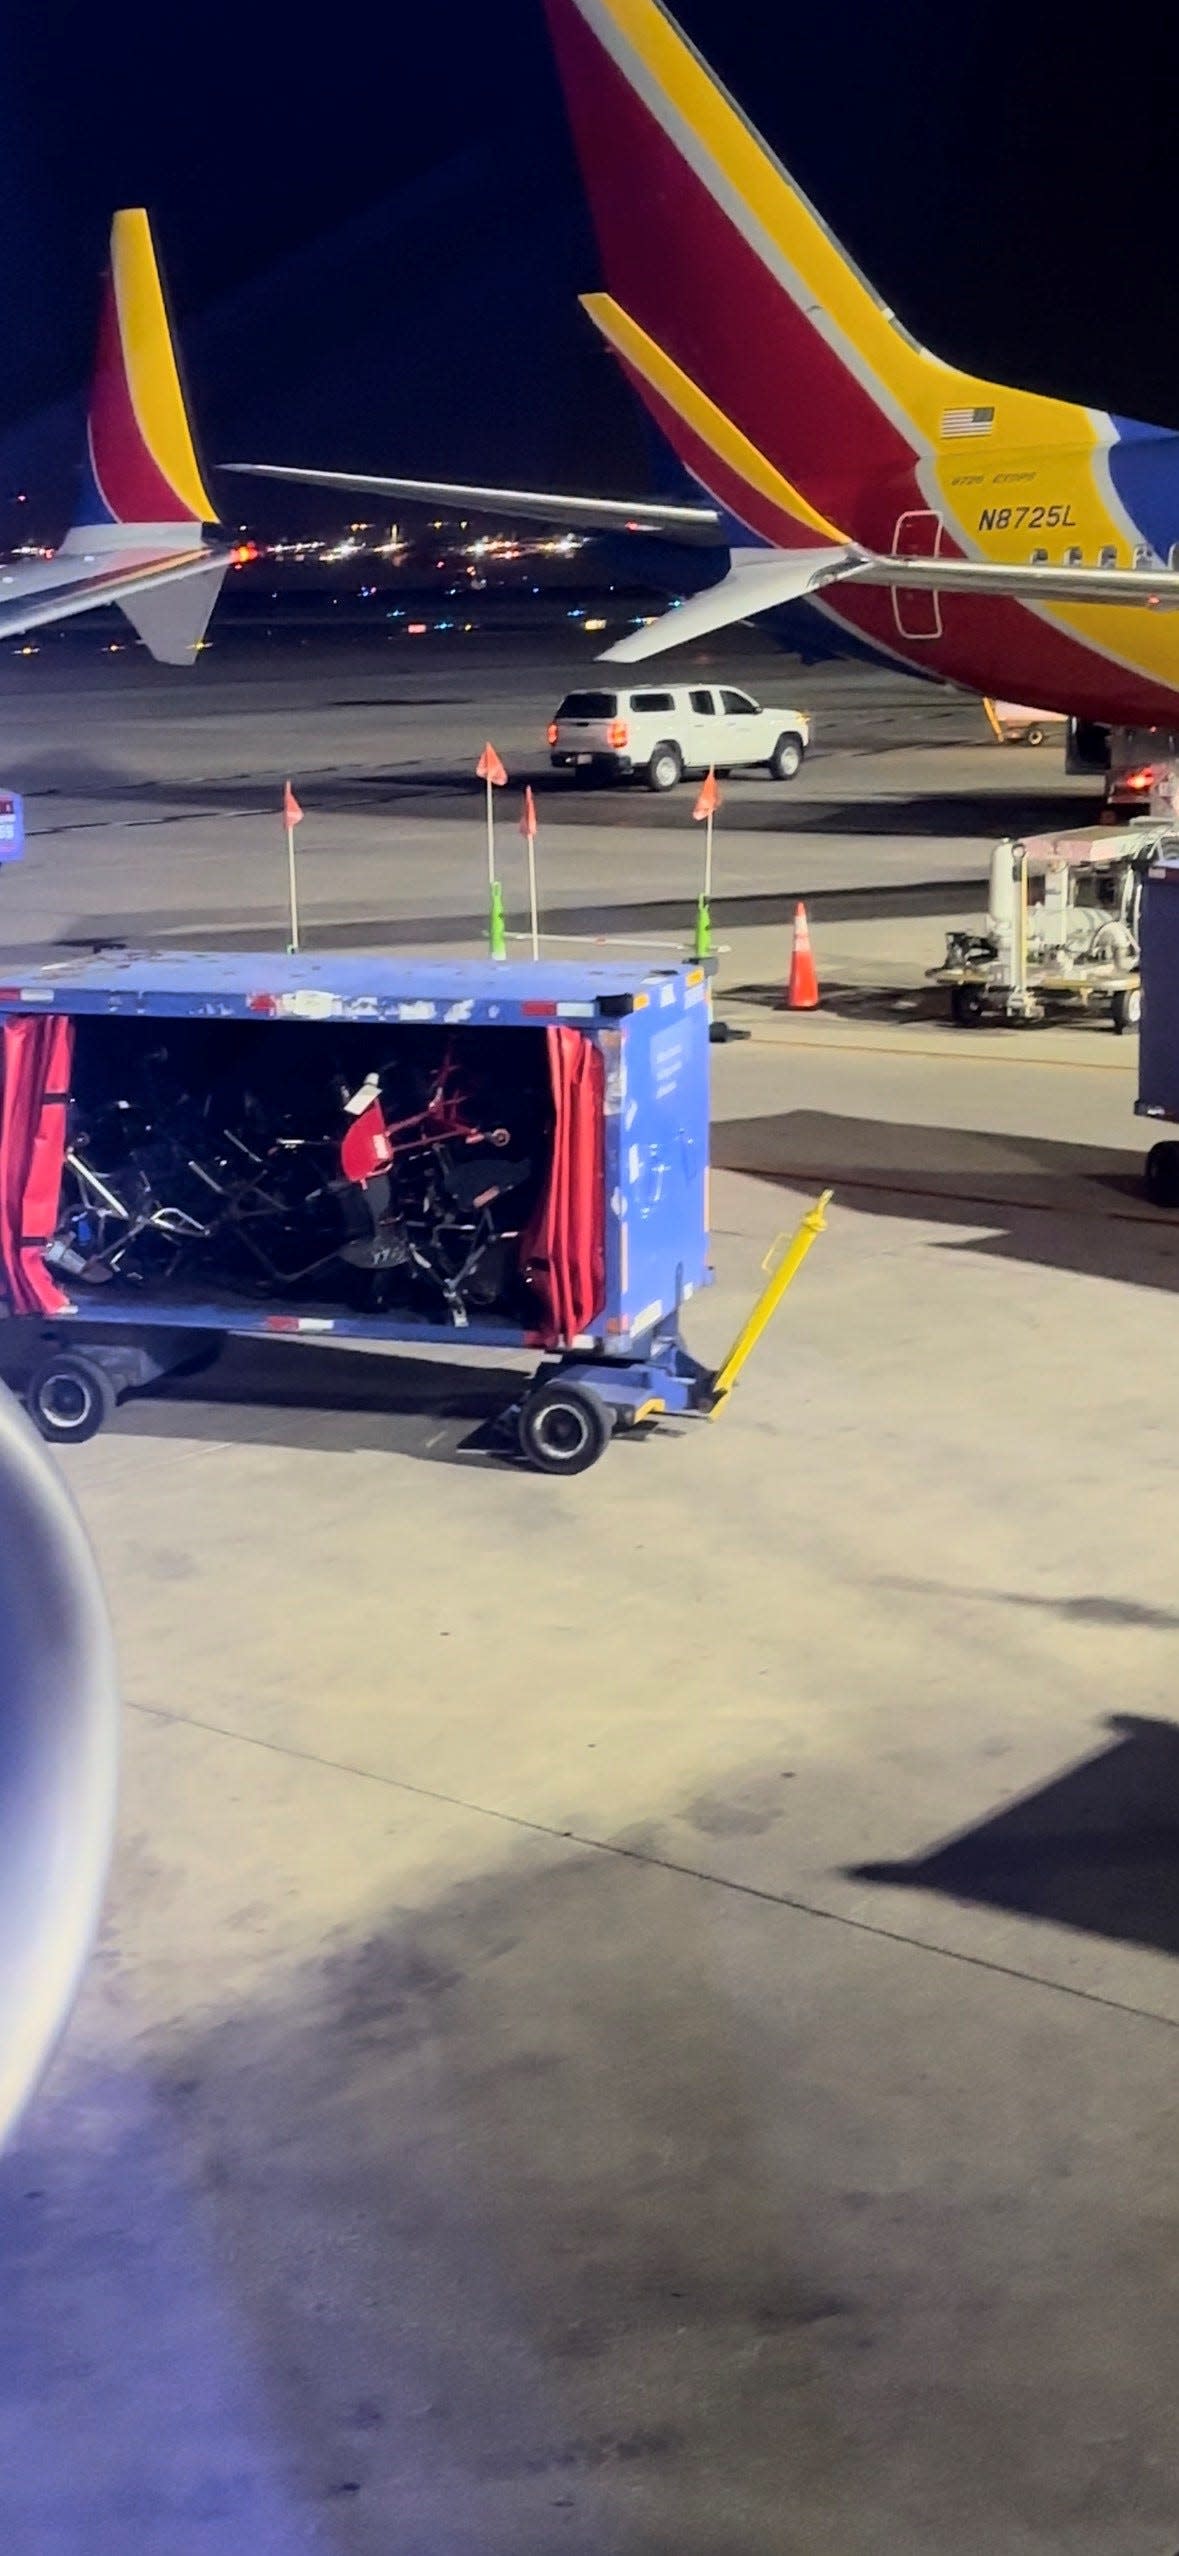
[519,783,538,838]
[283,779,303,826]
[693,766,721,820]
[476,741,508,787]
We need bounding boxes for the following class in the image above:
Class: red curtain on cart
[522,1027,606,1345]
[0,1014,74,1316]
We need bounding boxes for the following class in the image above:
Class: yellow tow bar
[708,1189,832,1414]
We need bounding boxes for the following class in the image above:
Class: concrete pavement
[1,636,1176,2554]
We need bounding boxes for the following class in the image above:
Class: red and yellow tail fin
[74,209,214,539]
[542,0,1083,547]
[581,292,849,554]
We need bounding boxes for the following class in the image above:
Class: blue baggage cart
[0,949,726,1472]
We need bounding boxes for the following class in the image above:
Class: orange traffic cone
[785,900,820,1010]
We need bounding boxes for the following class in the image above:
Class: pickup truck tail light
[608,720,629,748]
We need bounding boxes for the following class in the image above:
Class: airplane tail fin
[65,209,216,556]
[542,0,1079,542]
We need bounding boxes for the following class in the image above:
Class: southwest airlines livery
[4,210,227,663]
[232,0,1179,753]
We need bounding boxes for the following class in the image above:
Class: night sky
[2,0,1177,533]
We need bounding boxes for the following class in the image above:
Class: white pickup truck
[547,680,810,790]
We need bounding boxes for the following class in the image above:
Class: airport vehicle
[3,211,228,663]
[547,681,809,787]
[1135,853,1179,1200]
[984,700,1067,747]
[931,824,1164,1028]
[0,951,726,1477]
[230,0,1179,800]
[1095,731,1179,821]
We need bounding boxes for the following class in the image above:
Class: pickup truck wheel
[768,733,804,780]
[646,742,683,792]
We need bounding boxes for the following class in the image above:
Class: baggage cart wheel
[1110,988,1142,1035]
[1145,1140,1179,1208]
[518,1380,611,1475]
[26,1351,117,1445]
[950,984,986,1026]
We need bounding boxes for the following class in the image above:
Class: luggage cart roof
[0,948,702,1026]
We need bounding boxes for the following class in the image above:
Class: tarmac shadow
[850,1713,1179,1961]
[723,977,950,1027]
[116,1337,529,1468]
[3,1784,1176,2547]
[797,788,1089,840]
[52,875,992,962]
[711,1108,1179,1294]
[0,1847,862,2556]
[35,765,1070,837]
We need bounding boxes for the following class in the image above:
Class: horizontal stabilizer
[595,544,1179,662]
[600,546,860,661]
[116,556,228,661]
[850,553,1179,611]
[223,461,722,541]
[0,548,230,656]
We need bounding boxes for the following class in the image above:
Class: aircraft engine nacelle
[0,1379,118,2148]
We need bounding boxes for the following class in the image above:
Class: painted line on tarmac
[735,1026,1136,1076]
[30,808,259,838]
[505,930,697,951]
[128,1698,1179,2034]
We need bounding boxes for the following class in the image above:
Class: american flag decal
[940,405,996,439]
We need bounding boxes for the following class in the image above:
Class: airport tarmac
[2,633,1177,2556]
[0,628,1094,958]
